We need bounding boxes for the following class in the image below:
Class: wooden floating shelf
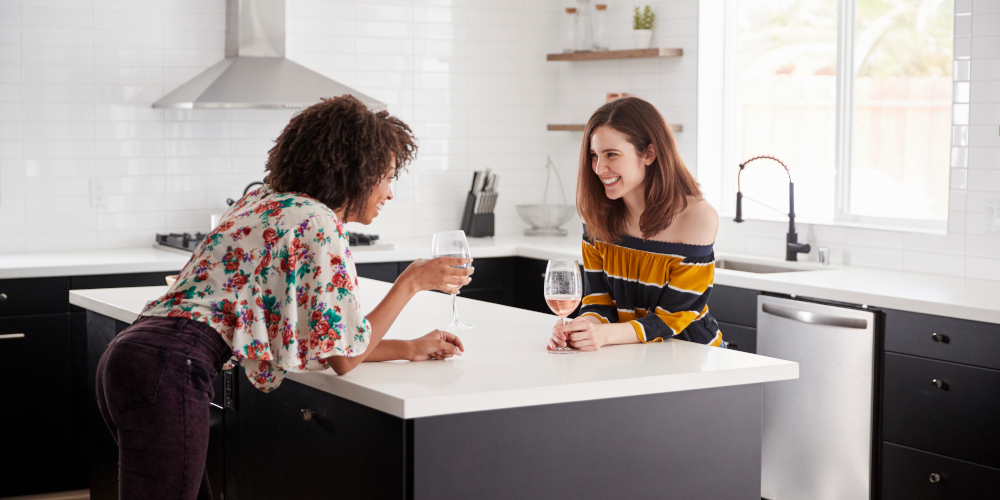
[548,124,683,133]
[546,47,683,61]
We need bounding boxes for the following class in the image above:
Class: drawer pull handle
[0,333,25,340]
[932,379,948,390]
[0,293,6,302]
[301,409,314,422]
[929,473,941,484]
[931,332,949,343]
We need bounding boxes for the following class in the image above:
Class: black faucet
[733,155,811,262]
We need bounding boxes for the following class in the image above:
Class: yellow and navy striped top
[580,229,725,347]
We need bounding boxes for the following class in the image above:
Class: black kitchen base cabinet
[235,378,766,500]
[0,314,75,498]
[882,443,1000,499]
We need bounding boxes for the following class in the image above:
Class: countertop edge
[288,358,799,419]
[69,290,144,324]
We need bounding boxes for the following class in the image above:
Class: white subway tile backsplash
[847,247,905,270]
[903,251,966,276]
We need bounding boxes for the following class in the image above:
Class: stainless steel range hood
[152,0,384,110]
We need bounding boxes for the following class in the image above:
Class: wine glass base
[547,347,578,354]
[443,321,473,332]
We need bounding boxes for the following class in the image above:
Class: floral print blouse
[141,185,371,392]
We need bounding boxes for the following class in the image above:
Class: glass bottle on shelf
[562,7,577,53]
[574,0,592,52]
[592,4,608,50]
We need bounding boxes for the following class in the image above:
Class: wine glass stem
[561,317,567,326]
[452,294,459,324]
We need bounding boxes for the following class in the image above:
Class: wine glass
[431,230,473,331]
[544,259,582,354]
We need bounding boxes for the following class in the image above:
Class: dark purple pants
[96,316,231,500]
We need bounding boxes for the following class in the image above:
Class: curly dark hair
[264,95,417,218]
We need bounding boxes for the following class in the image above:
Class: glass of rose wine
[544,259,582,354]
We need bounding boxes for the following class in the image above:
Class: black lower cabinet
[234,376,406,500]
[882,442,1000,499]
[882,353,1000,469]
[356,262,400,283]
[717,321,756,353]
[0,314,74,498]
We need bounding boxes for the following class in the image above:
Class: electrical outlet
[986,200,1000,234]
[90,178,106,208]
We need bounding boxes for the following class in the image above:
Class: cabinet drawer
[882,442,1000,500]
[0,277,70,316]
[885,309,1000,370]
[883,353,1000,468]
[706,285,758,327]
[717,321,755,353]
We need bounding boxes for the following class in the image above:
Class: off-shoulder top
[580,229,725,347]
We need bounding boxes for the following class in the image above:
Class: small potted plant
[632,5,654,49]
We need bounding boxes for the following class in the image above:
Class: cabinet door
[707,285,759,327]
[356,262,399,283]
[0,314,74,498]
[512,257,550,314]
[883,353,1000,468]
[717,321,756,353]
[235,376,406,500]
[0,277,70,316]
[882,442,1000,499]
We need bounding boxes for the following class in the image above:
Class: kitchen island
[71,278,798,500]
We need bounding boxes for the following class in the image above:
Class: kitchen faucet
[733,155,811,261]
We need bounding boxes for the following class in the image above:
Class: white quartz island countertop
[69,279,799,419]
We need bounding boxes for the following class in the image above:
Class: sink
[715,258,826,274]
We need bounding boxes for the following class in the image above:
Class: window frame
[716,0,952,232]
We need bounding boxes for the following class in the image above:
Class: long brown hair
[576,97,701,242]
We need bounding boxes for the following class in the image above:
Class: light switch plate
[986,200,1000,234]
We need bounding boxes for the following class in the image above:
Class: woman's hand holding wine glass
[399,257,474,295]
[549,316,606,352]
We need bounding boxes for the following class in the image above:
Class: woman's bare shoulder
[651,197,719,245]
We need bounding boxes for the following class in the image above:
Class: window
[725,0,954,228]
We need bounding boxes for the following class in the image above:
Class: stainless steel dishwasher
[758,294,878,500]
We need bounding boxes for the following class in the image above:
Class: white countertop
[0,248,191,279]
[69,280,800,419]
[7,232,1000,323]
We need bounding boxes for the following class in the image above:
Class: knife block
[460,192,494,237]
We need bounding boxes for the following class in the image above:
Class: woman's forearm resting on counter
[326,257,471,375]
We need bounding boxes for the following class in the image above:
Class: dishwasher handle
[761,302,868,329]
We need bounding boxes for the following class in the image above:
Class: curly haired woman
[95,95,471,500]
[548,97,725,352]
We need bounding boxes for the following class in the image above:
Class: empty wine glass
[544,259,582,354]
[431,230,473,331]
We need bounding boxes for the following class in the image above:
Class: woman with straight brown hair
[548,97,725,351]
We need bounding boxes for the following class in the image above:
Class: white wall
[0,0,560,253]
[706,0,1000,282]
